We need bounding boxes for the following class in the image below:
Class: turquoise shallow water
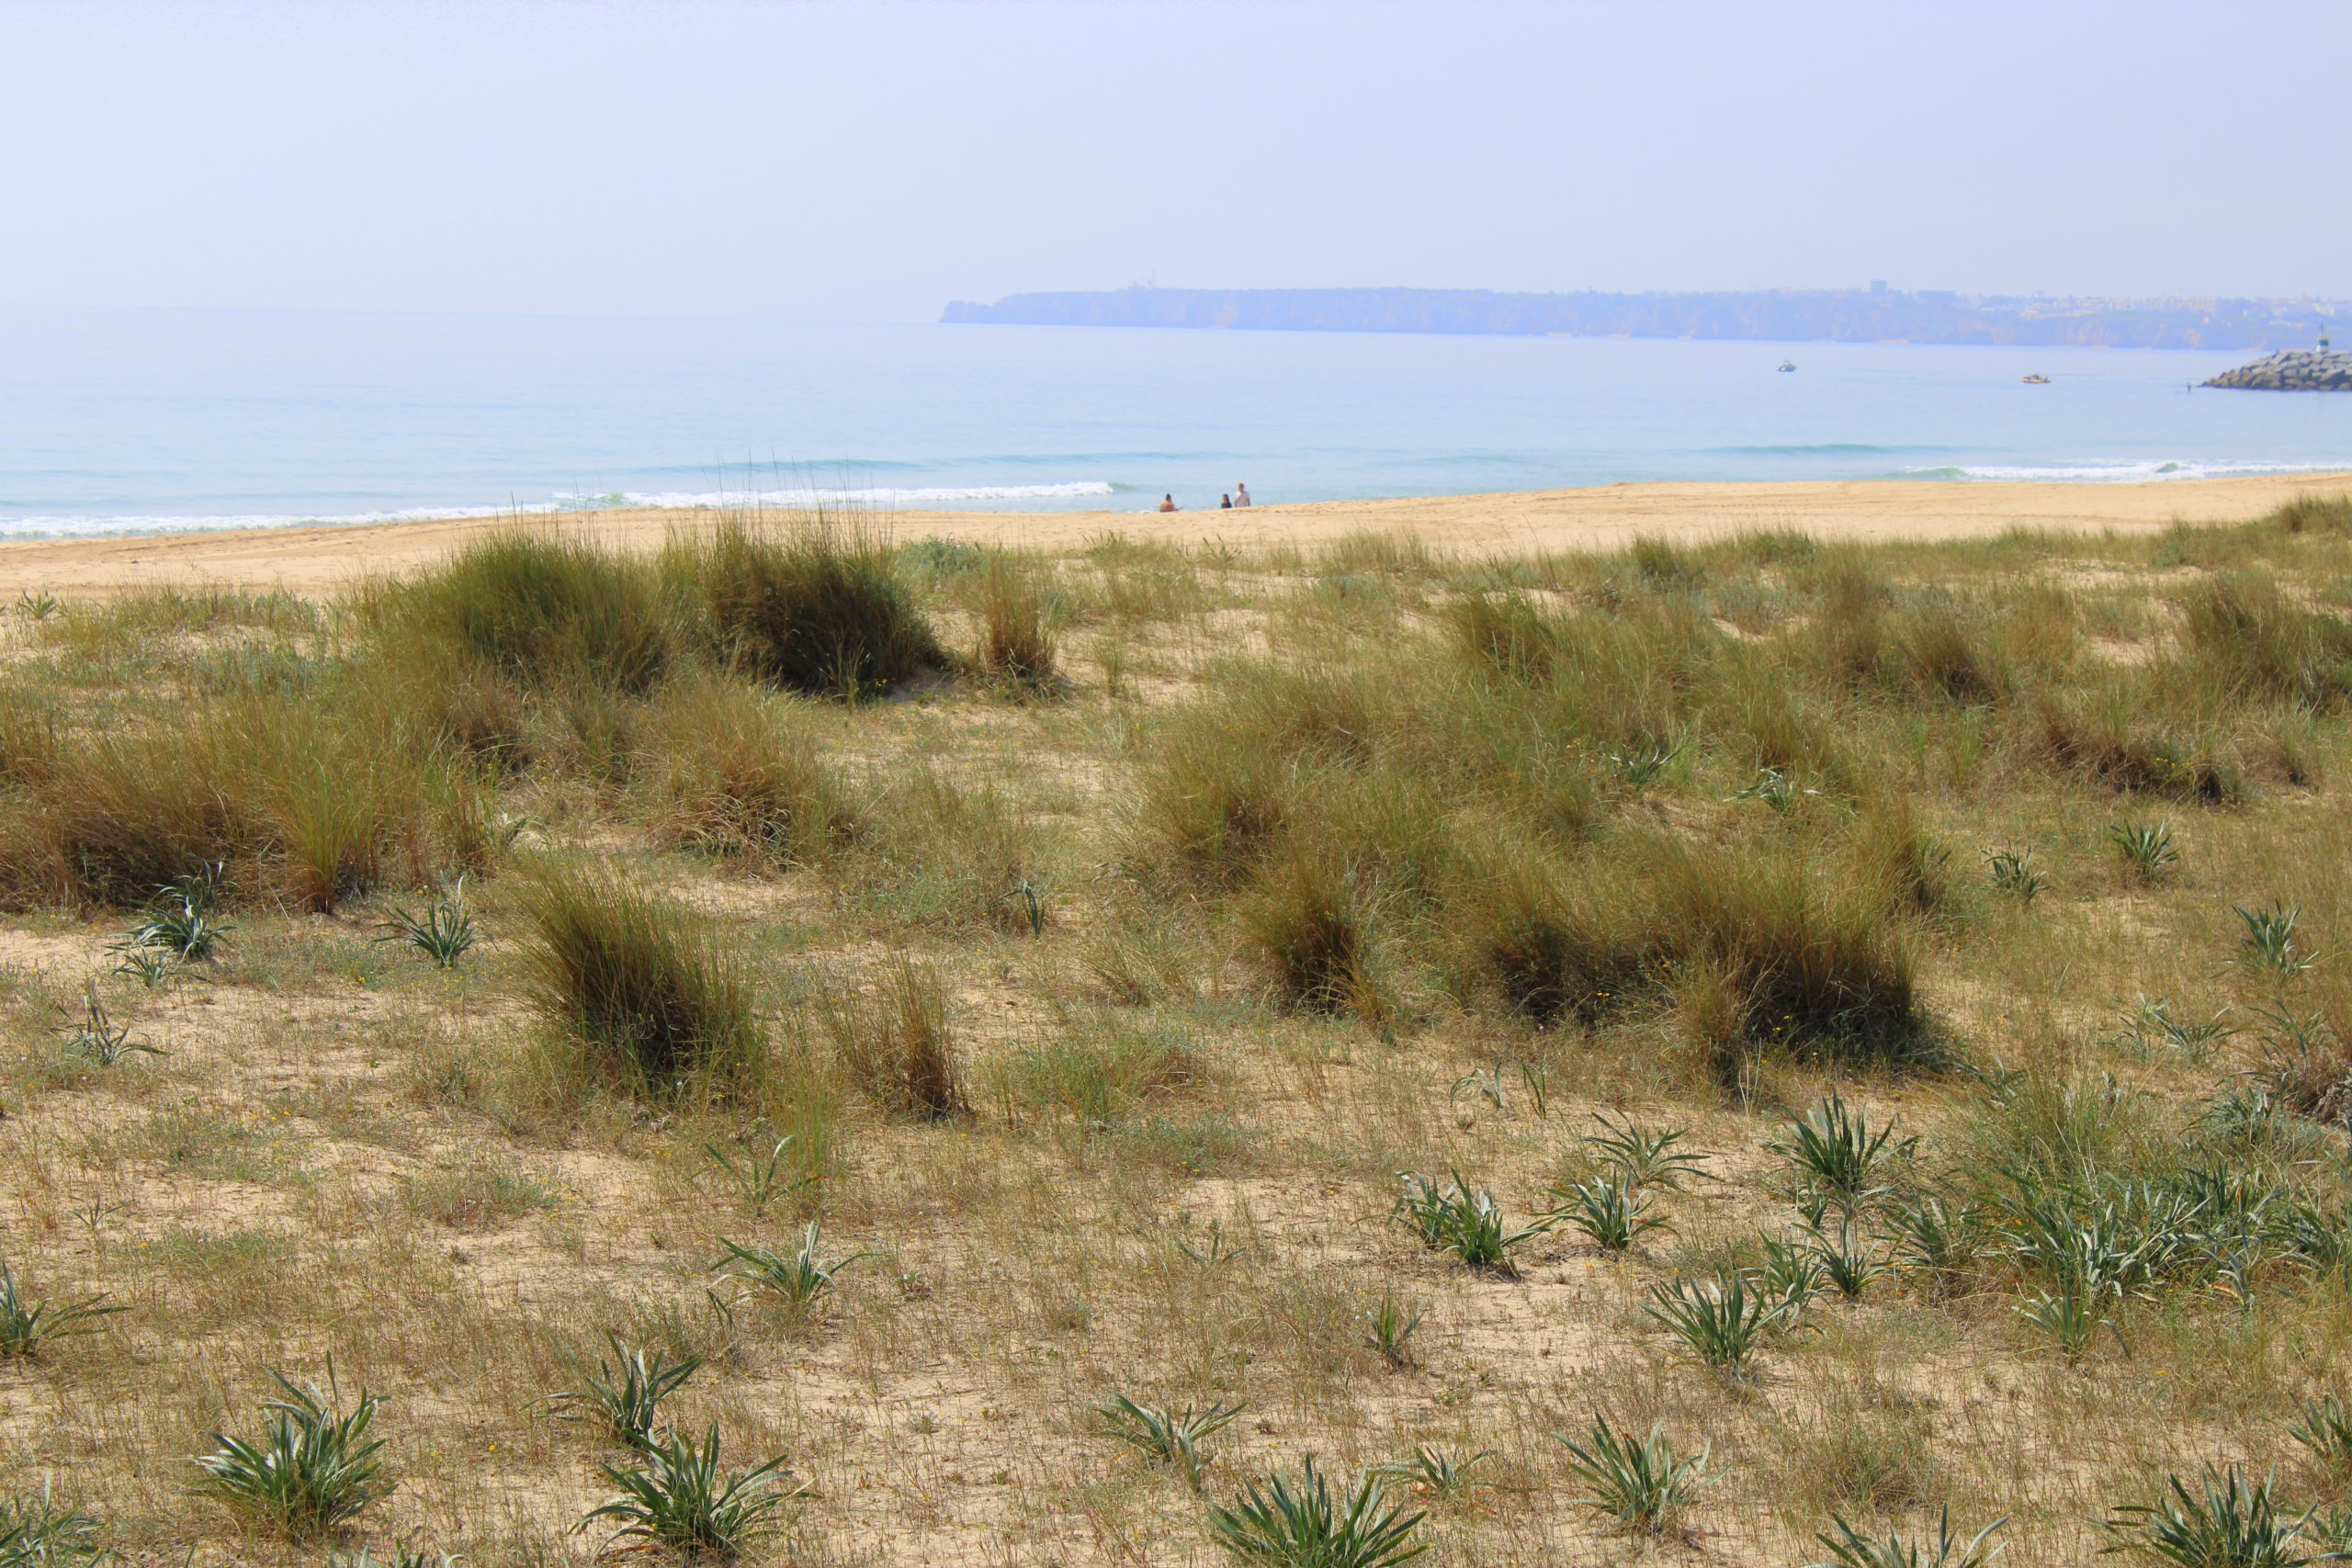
[2,305,2346,537]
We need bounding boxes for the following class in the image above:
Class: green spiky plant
[710,1224,868,1314]
[1393,1171,1551,1273]
[0,1264,118,1359]
[1767,1092,1915,1224]
[0,1480,106,1567]
[55,982,163,1066]
[1363,1294,1425,1370]
[1369,1446,1491,1506]
[1645,1269,1791,1375]
[1550,1175,1671,1253]
[1555,1415,1715,1536]
[2235,904,2316,979]
[376,877,476,969]
[546,1334,703,1450]
[1583,1112,1709,1190]
[583,1423,800,1562]
[2101,1466,2320,1566]
[1095,1393,1243,1492]
[2109,818,2180,883]
[1808,1506,2007,1568]
[1204,1457,1429,1568]
[192,1369,389,1540]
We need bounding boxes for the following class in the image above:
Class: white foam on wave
[0,502,543,542]
[0,480,1119,540]
[1899,459,2335,482]
[559,481,1116,509]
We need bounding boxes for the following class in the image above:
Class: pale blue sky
[5,0,2346,321]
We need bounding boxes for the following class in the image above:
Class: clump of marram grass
[364,527,674,692]
[518,864,763,1099]
[2180,570,2352,712]
[1476,834,1923,1063]
[1238,842,1388,1021]
[639,677,854,863]
[971,554,1059,687]
[821,954,967,1119]
[192,1370,389,1540]
[672,513,940,698]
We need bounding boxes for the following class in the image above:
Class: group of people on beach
[1159,482,1250,513]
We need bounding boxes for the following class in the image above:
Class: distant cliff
[942,287,2346,352]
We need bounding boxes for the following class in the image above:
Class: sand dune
[4,471,2347,598]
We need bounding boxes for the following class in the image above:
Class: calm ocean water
[2,305,2347,538]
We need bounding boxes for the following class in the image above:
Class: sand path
[3,472,2346,598]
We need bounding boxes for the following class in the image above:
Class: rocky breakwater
[2204,348,2352,390]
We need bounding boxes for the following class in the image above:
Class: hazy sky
[6,0,2348,321]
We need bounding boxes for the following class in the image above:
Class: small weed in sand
[55,983,161,1066]
[376,878,476,969]
[1363,1294,1426,1369]
[1395,1171,1550,1273]
[0,1482,105,1566]
[1095,1393,1242,1492]
[0,1263,117,1358]
[712,1224,868,1314]
[548,1334,703,1450]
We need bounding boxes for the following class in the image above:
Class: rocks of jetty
[2203,348,2352,390]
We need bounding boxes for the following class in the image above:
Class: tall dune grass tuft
[972,555,1058,686]
[1464,835,1920,1061]
[640,678,854,864]
[823,954,966,1119]
[672,515,940,698]
[519,864,763,1099]
[1238,840,1388,1021]
[2179,570,2352,710]
[368,528,675,693]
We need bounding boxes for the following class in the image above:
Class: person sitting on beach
[1220,493,1233,509]
[1159,494,1178,513]
[1234,483,1252,507]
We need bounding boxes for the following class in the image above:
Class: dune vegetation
[5,497,2352,1563]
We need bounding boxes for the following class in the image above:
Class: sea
[3,305,2347,539]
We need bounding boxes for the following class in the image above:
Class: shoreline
[3,471,2347,599]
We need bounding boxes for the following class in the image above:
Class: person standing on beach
[1234,483,1252,507]
[1159,494,1177,513]
[1220,493,1233,509]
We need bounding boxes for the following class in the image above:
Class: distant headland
[943,285,2346,352]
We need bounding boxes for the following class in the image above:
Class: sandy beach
[2,470,2347,599]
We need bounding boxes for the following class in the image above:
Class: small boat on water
[1777,360,1796,373]
[2020,372,2052,385]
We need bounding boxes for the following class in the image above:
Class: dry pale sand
[4,471,2348,599]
